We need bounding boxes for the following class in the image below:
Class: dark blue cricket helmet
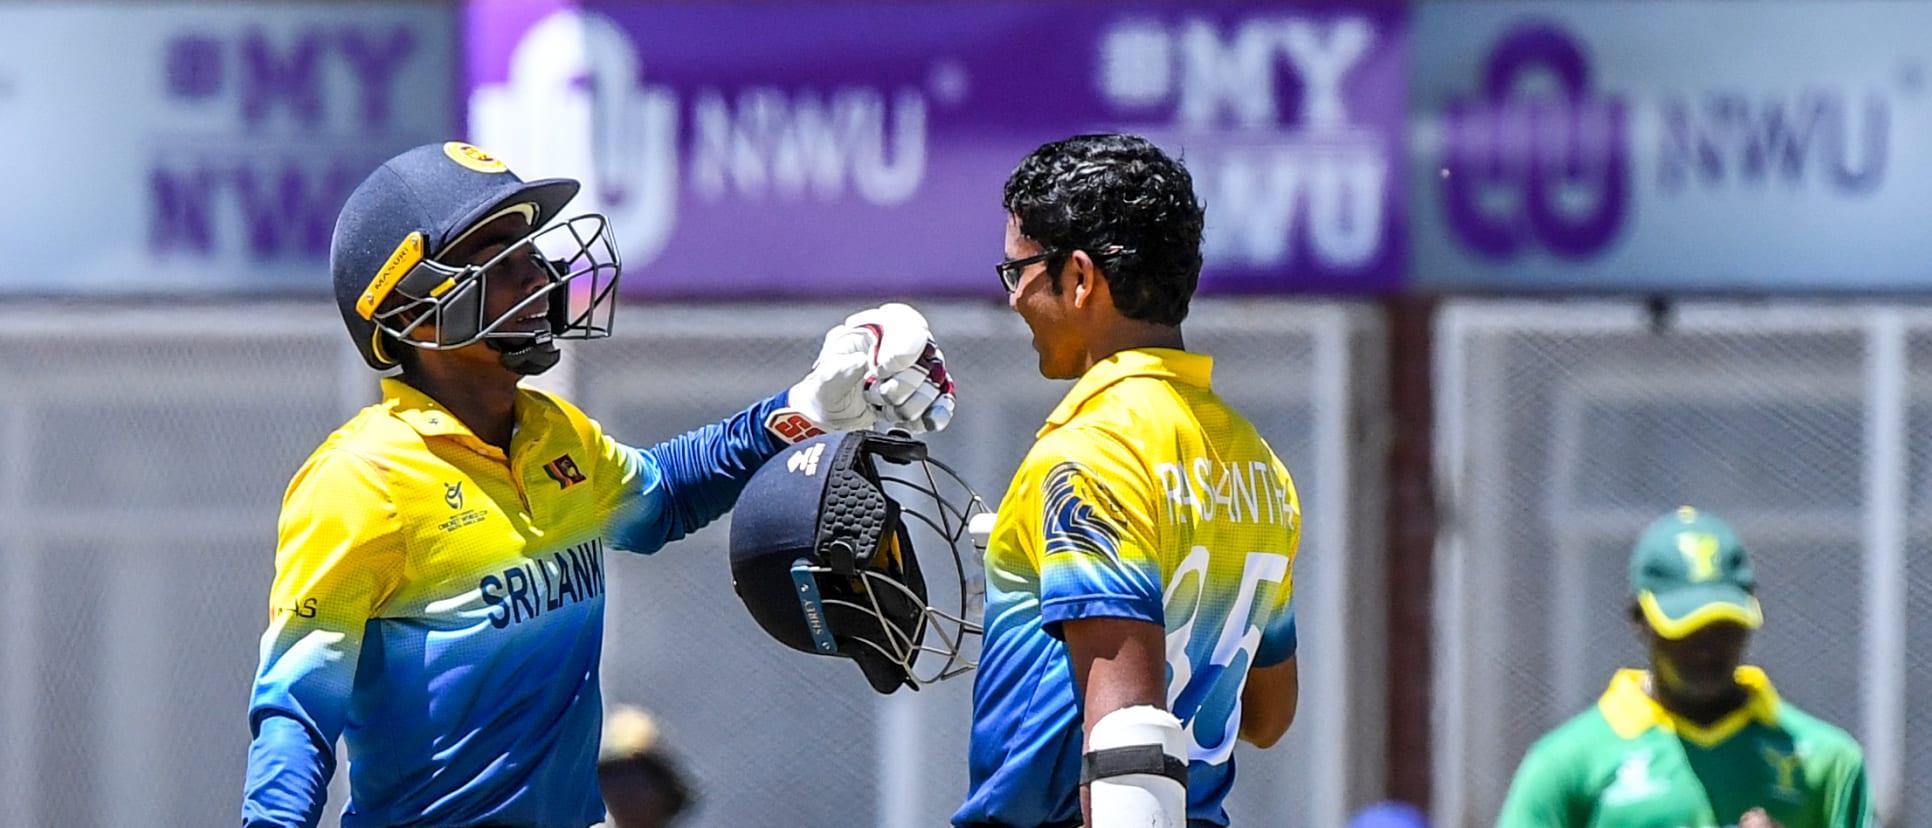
[330,141,621,375]
[730,430,987,694]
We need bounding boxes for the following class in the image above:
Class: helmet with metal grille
[330,141,621,375]
[729,430,986,694]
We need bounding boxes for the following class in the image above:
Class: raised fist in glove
[767,303,957,444]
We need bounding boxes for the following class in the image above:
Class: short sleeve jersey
[956,348,1301,827]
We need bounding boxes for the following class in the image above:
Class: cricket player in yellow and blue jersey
[956,135,1301,828]
[242,142,956,828]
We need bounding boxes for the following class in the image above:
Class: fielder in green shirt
[1497,507,1873,828]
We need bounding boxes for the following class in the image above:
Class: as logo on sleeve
[445,482,465,509]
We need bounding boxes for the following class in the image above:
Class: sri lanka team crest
[443,141,509,173]
[545,454,587,489]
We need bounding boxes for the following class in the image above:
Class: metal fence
[1433,301,1929,828]
[0,298,1384,828]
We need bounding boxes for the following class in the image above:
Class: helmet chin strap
[488,332,561,375]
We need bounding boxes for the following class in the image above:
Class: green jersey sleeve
[1497,730,1587,828]
[1819,746,1873,828]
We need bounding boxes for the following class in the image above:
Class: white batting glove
[768,303,957,444]
[867,339,956,435]
[852,303,955,435]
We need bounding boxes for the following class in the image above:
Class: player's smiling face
[444,212,552,338]
[422,211,554,379]
[1004,216,1083,379]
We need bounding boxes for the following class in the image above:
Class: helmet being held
[730,431,987,694]
[329,141,622,376]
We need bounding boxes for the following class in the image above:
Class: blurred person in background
[956,134,1301,828]
[1349,801,1429,828]
[241,141,956,828]
[1497,507,1872,828]
[600,706,695,828]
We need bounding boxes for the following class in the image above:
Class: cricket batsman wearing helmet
[241,141,955,828]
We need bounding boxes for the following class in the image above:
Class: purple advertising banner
[464,1,1407,298]
[0,3,455,295]
[1411,1,1932,292]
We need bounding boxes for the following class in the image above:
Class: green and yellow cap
[1629,506,1763,639]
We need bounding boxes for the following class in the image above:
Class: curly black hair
[1002,134,1205,326]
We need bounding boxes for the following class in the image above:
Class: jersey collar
[1039,347,1212,437]
[1598,666,1782,748]
[382,377,474,437]
[380,377,553,459]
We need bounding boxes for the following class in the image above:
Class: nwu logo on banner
[1657,84,1891,195]
[1439,18,1911,266]
[1095,15,1394,275]
[470,9,938,272]
[469,10,681,268]
[1441,23,1630,261]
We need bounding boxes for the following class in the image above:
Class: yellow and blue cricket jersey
[956,348,1301,828]
[244,378,789,828]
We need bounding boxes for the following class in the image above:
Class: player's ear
[1069,250,1105,311]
